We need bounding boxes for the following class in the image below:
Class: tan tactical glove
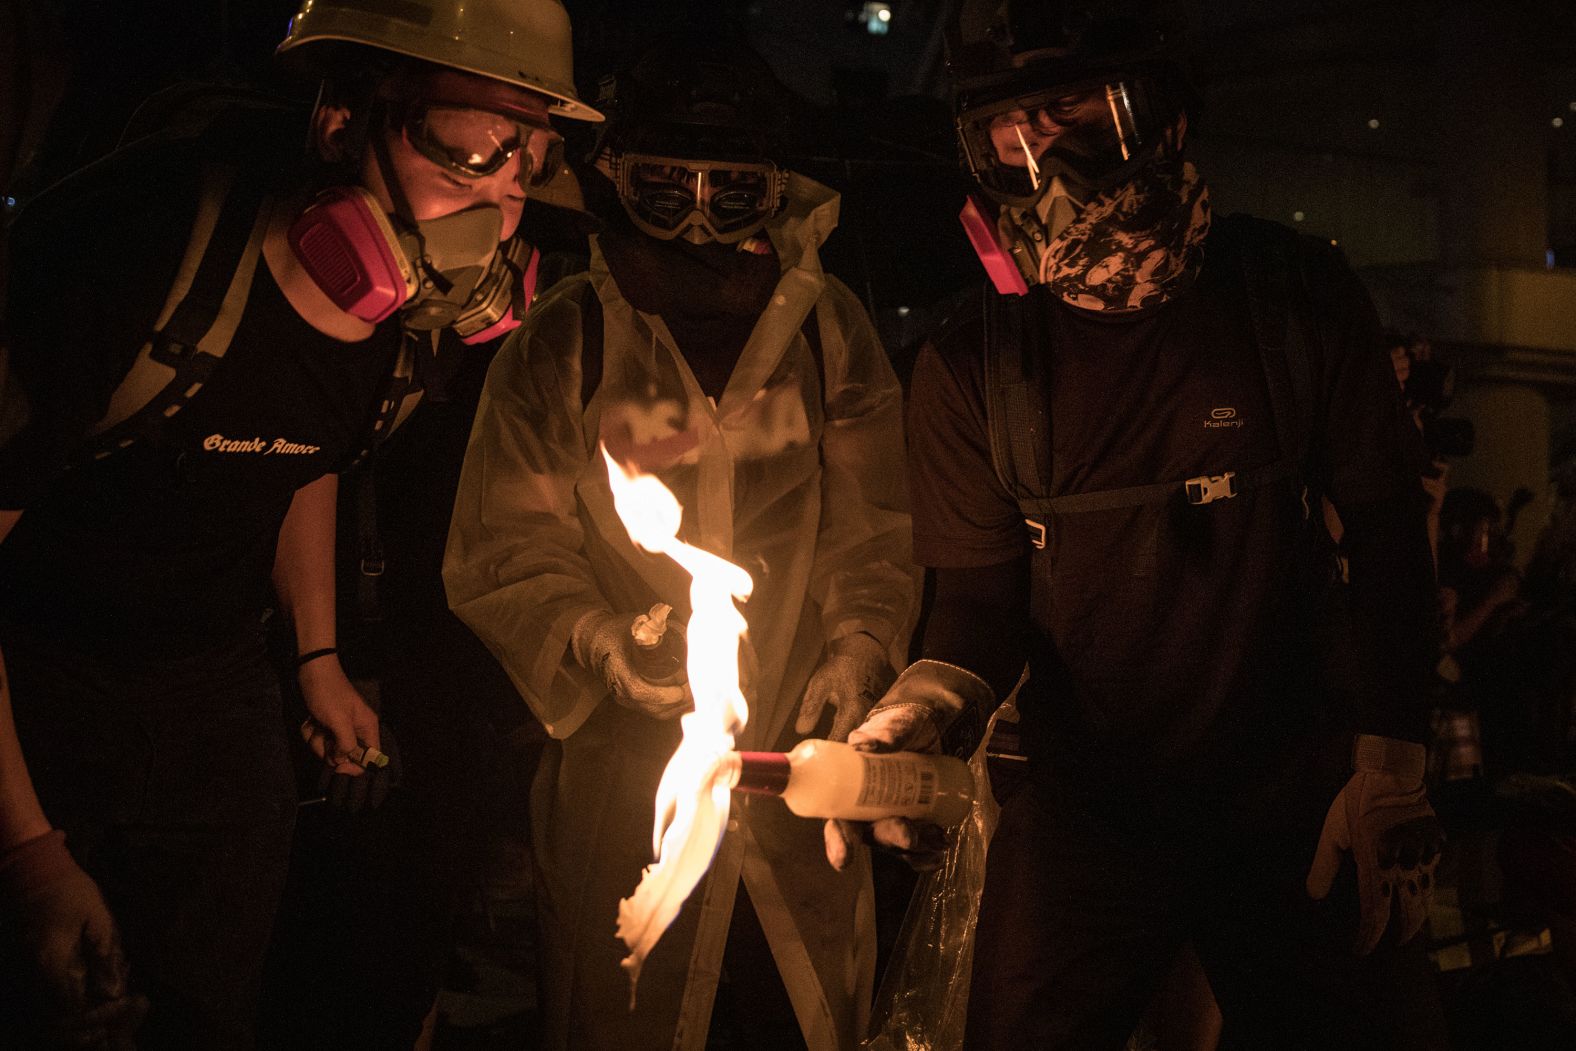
[1306,734,1444,955]
[824,660,994,872]
[794,632,895,743]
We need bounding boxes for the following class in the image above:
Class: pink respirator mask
[286,186,538,344]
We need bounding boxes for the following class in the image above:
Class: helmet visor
[617,153,783,242]
[957,78,1169,202]
[402,104,564,188]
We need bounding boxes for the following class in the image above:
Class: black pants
[3,625,296,1051]
[966,735,1451,1051]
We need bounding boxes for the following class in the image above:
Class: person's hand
[316,723,403,814]
[795,632,894,743]
[1307,735,1444,955]
[823,702,950,872]
[297,656,380,777]
[570,610,690,719]
[0,831,148,1048]
[821,660,994,873]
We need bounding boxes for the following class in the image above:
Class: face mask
[286,187,537,343]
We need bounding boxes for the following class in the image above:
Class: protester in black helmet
[836,4,1449,1048]
[0,2,599,1046]
[444,37,912,1051]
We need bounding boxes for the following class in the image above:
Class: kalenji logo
[204,433,323,456]
[1204,407,1245,429]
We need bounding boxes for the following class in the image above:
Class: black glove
[316,723,404,815]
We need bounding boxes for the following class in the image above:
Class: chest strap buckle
[1025,518,1048,550]
[1185,472,1237,506]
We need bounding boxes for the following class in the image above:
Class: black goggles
[957,77,1172,204]
[401,104,564,188]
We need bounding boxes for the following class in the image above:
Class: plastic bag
[863,697,1018,1051]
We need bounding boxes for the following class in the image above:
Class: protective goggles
[957,78,1172,205]
[400,103,564,189]
[610,152,786,244]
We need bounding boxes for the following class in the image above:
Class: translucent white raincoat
[444,174,914,1050]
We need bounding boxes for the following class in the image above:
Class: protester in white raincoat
[443,45,913,1051]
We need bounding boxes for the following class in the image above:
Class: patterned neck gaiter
[1037,158,1211,313]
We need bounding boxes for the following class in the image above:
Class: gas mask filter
[287,188,538,343]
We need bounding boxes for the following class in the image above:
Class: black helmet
[949,1,1189,207]
[598,42,790,244]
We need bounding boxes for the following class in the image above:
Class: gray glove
[794,632,894,742]
[571,610,691,719]
[0,830,147,1049]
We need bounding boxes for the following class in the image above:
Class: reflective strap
[88,165,236,439]
[83,169,272,460]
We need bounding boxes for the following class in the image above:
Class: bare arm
[0,508,51,850]
[272,474,341,655]
[272,474,378,772]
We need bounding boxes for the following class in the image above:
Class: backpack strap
[78,162,272,463]
[982,285,1049,502]
[343,330,426,472]
[1236,219,1316,501]
[982,220,1320,552]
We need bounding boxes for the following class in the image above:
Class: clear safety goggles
[401,103,564,188]
[612,153,786,244]
[957,78,1170,204]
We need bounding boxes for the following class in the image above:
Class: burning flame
[603,446,754,1004]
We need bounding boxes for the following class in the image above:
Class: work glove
[316,722,404,814]
[794,632,895,743]
[823,660,994,873]
[0,830,147,1049]
[1306,734,1444,955]
[571,610,690,719]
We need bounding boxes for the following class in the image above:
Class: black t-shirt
[909,218,1433,787]
[0,122,403,655]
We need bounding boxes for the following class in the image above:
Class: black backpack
[9,90,428,472]
[982,215,1320,549]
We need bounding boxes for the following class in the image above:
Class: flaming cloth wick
[602,447,754,1006]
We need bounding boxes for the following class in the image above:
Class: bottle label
[857,755,936,809]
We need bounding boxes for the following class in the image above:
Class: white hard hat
[278,0,603,122]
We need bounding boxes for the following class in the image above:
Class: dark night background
[4,0,1575,545]
[4,2,1576,1047]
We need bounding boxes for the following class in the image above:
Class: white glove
[823,660,992,871]
[1306,734,1444,955]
